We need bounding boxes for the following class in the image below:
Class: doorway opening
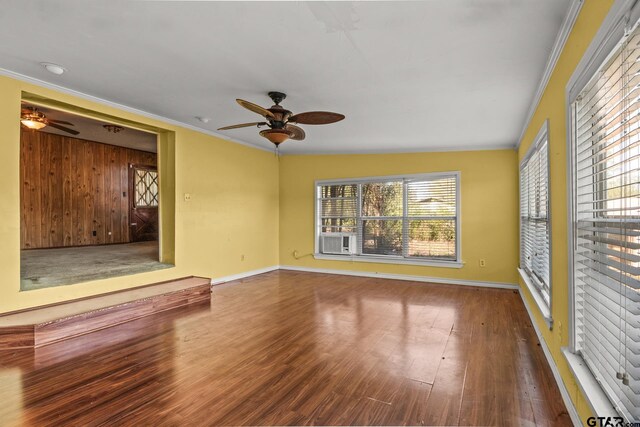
[19,98,174,290]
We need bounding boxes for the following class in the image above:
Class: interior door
[129,164,159,242]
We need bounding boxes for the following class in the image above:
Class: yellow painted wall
[279,150,519,284]
[0,75,280,313]
[517,0,615,423]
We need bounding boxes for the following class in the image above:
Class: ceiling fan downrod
[268,91,287,106]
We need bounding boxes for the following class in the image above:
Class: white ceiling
[0,1,571,154]
[22,102,157,153]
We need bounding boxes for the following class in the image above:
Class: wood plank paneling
[62,137,72,246]
[51,135,64,248]
[104,144,114,244]
[20,129,156,249]
[119,146,130,242]
[83,139,94,245]
[39,134,51,248]
[21,131,43,248]
[20,134,29,247]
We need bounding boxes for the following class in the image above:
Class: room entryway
[19,101,169,290]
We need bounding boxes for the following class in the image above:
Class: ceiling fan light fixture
[259,129,292,146]
[20,107,79,135]
[21,119,46,130]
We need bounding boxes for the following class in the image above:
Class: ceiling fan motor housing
[22,108,46,121]
[266,103,292,129]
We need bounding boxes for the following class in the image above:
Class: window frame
[565,0,640,420]
[314,171,462,268]
[519,120,553,329]
[132,164,159,208]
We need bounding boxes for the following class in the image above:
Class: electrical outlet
[479,259,486,267]
[557,321,563,341]
[240,254,245,261]
[293,250,299,259]
[184,193,192,201]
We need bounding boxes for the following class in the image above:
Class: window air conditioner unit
[320,233,357,255]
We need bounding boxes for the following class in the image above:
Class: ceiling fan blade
[217,122,267,131]
[236,99,276,119]
[48,119,74,126]
[288,111,345,125]
[285,124,306,141]
[47,122,80,135]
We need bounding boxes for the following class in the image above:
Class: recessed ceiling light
[41,62,65,75]
[195,117,210,123]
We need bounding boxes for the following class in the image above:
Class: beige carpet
[21,241,173,291]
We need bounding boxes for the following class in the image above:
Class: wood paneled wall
[20,129,156,249]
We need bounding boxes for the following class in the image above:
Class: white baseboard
[210,265,279,286]
[279,265,518,289]
[518,289,581,427]
[210,265,517,290]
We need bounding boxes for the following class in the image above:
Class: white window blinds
[361,180,404,256]
[317,173,459,263]
[319,184,358,234]
[572,25,640,422]
[520,133,551,309]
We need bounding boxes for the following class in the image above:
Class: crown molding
[278,143,516,157]
[0,67,273,153]
[516,0,584,150]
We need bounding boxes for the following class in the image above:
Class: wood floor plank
[388,378,432,426]
[422,331,470,426]
[0,271,571,426]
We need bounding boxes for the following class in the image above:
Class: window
[570,23,640,422]
[133,167,159,208]
[519,122,551,323]
[316,172,460,266]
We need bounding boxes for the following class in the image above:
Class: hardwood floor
[0,277,211,349]
[0,270,570,426]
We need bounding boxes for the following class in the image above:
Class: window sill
[313,253,464,268]
[518,268,552,329]
[562,348,618,419]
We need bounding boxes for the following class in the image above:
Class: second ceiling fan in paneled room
[20,106,79,135]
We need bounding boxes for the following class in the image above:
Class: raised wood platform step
[0,276,211,349]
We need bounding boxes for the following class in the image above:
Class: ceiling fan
[20,107,79,135]
[218,92,345,146]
